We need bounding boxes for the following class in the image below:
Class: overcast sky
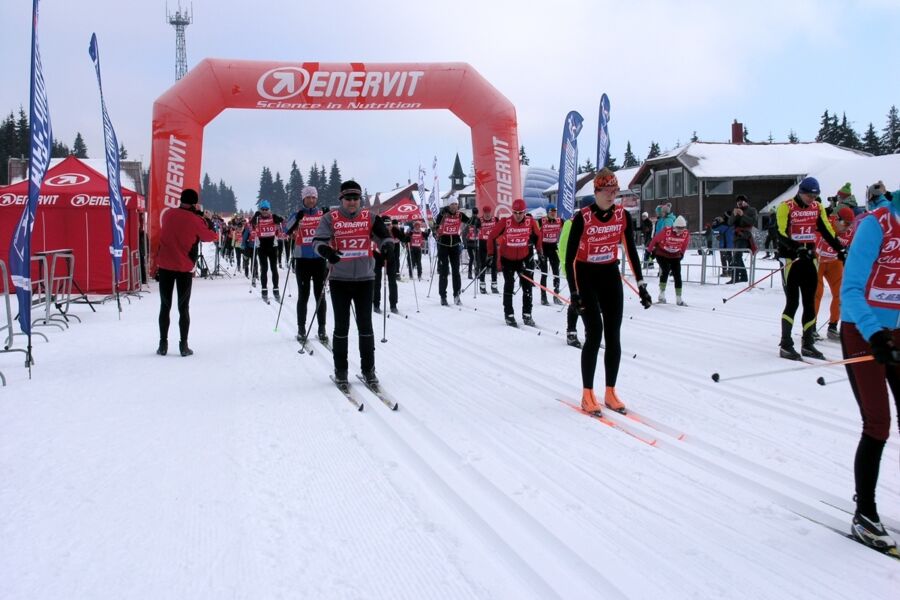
[3,0,899,210]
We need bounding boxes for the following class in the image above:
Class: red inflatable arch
[149,59,521,268]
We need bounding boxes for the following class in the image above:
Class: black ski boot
[261,289,269,302]
[491,283,499,294]
[522,314,536,327]
[505,314,518,327]
[334,369,349,385]
[479,282,487,294]
[156,340,168,356]
[454,295,462,306]
[390,306,399,314]
[317,325,328,343]
[273,288,281,302]
[801,329,826,360]
[440,296,449,306]
[851,510,898,552]
[553,294,563,305]
[827,322,840,340]
[780,320,801,360]
[541,295,550,306]
[373,304,382,314]
[179,341,193,357]
[296,333,307,343]
[566,331,582,348]
[362,368,379,387]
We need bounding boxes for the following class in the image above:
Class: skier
[539,204,563,305]
[250,200,285,302]
[433,196,471,305]
[839,187,900,553]
[477,205,499,294]
[284,186,328,342]
[373,216,400,314]
[406,220,425,280]
[565,169,653,414]
[814,207,855,341]
[487,198,542,327]
[464,207,479,279]
[154,188,218,357]
[647,215,691,305]
[313,180,395,386]
[231,217,244,272]
[776,177,845,360]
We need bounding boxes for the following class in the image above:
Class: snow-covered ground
[1,248,898,599]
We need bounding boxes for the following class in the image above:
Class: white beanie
[301,186,318,199]
[444,194,459,207]
[674,215,687,228]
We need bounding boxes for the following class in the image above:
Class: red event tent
[0,156,145,295]
[379,198,430,222]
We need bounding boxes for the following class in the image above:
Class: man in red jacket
[487,198,543,327]
[155,188,218,357]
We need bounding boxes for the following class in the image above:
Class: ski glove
[837,248,847,263]
[869,329,900,365]
[318,246,343,264]
[638,282,653,309]
[795,246,813,261]
[570,292,585,315]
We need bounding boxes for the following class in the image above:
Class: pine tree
[605,155,619,171]
[16,107,29,159]
[836,113,861,150]
[579,158,594,174]
[118,143,127,160]
[0,113,17,184]
[201,173,218,210]
[286,160,304,214]
[219,180,237,214]
[690,131,699,143]
[519,145,530,166]
[862,122,883,155]
[272,172,287,215]
[72,132,88,158]
[50,139,70,158]
[788,130,799,144]
[882,105,900,154]
[646,141,661,160]
[816,110,832,143]
[767,131,774,144]
[307,163,321,191]
[326,160,342,207]
[622,141,639,168]
[319,164,328,203]
[742,125,750,143]
[257,166,274,206]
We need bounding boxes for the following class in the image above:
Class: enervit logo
[884,238,900,253]
[45,173,90,186]
[0,193,16,207]
[71,194,90,207]
[257,67,310,100]
[397,203,418,213]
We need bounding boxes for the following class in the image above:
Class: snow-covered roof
[631,142,869,185]
[12,157,139,191]
[760,153,900,213]
[543,166,640,196]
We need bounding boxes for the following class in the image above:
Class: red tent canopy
[0,156,145,295]
[380,198,430,222]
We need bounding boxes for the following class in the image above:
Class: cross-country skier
[839,187,900,554]
[284,186,328,343]
[565,169,653,414]
[250,200,285,302]
[433,196,471,305]
[406,220,426,280]
[647,215,691,306]
[487,198,543,327]
[373,216,400,314]
[814,207,855,341]
[477,205,499,294]
[313,180,394,386]
[539,204,563,306]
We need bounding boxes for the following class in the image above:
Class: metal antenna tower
[166,2,193,80]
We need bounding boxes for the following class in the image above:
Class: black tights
[329,279,376,374]
[157,268,193,342]
[576,264,624,389]
[781,258,818,334]
[657,256,682,290]
[295,258,327,332]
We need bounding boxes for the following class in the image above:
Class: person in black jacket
[250,199,285,301]
[433,197,471,305]
[374,216,402,314]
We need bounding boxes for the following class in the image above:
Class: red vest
[479,217,497,241]
[503,216,534,249]
[467,225,478,241]
[295,211,323,247]
[865,207,900,309]
[787,199,820,243]
[658,227,690,256]
[410,231,424,248]
[574,205,627,264]
[256,216,278,238]
[330,209,373,259]
[540,218,561,243]
[438,213,462,236]
[815,216,853,262]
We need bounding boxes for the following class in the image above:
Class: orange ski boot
[581,388,602,414]
[604,387,627,414]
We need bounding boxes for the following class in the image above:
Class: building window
[685,171,698,195]
[642,177,654,201]
[705,179,733,195]
[655,171,668,200]
[669,167,683,198]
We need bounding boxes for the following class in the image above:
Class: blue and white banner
[428,156,440,255]
[417,164,429,223]
[88,33,126,286]
[9,0,53,336]
[556,111,583,221]
[596,93,611,170]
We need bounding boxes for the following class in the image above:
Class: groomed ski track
[1,252,897,599]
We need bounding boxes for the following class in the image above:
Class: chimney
[731,120,744,144]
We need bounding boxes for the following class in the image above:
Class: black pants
[257,245,279,291]
[657,256,683,290]
[438,244,461,299]
[330,279,376,374]
[234,247,243,270]
[478,241,497,283]
[373,253,398,309]
[575,263,624,389]
[466,246,477,278]
[781,257,818,336]
[733,241,750,282]
[295,257,327,333]
[540,243,560,296]
[407,246,423,279]
[158,268,193,343]
[501,258,533,317]
[244,246,257,278]
[567,303,579,333]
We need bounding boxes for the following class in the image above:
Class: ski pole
[460,264,489,295]
[722,266,784,304]
[620,274,640,297]
[426,252,439,298]
[248,242,258,293]
[711,354,873,383]
[298,266,331,356]
[817,375,849,386]
[273,256,294,332]
[518,272,570,304]
[410,255,420,313]
[380,259,388,343]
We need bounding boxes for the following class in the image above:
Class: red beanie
[512,199,527,212]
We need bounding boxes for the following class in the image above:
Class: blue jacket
[841,200,900,339]
[654,213,675,235]
[285,207,323,259]
[713,222,734,248]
